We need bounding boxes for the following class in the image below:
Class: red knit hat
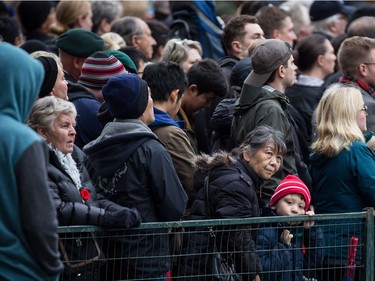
[270,175,311,211]
[78,51,126,89]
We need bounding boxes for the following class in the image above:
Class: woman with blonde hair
[161,38,202,72]
[309,83,375,281]
[49,0,92,36]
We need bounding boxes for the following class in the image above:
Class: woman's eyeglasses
[361,105,368,113]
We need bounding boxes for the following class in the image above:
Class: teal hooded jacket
[0,43,63,280]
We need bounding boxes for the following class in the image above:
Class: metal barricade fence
[58,208,375,281]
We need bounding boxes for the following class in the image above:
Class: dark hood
[84,119,159,176]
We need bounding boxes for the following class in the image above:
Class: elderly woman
[177,125,287,281]
[309,83,375,281]
[27,96,141,281]
[161,38,202,72]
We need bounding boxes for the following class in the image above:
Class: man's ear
[231,41,242,54]
[131,34,139,47]
[359,63,368,78]
[272,29,281,40]
[169,89,180,103]
[187,84,198,96]
[278,64,285,78]
[316,54,324,67]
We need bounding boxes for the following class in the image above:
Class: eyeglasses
[364,62,375,66]
[361,105,368,113]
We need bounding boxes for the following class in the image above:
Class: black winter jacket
[84,119,188,280]
[178,159,263,281]
[48,145,125,279]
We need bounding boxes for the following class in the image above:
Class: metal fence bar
[365,208,374,281]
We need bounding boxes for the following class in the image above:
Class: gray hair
[91,1,123,34]
[27,96,76,131]
[195,125,286,173]
[234,125,287,158]
[111,16,143,45]
[311,14,341,34]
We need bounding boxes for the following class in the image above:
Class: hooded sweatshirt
[0,43,63,280]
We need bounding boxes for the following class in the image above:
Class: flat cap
[56,28,104,58]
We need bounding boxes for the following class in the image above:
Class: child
[256,175,324,281]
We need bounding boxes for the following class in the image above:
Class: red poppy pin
[80,188,90,201]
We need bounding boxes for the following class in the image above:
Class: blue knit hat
[102,73,149,119]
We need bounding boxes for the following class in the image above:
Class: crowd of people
[1,0,375,280]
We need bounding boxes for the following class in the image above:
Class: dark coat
[47,145,121,280]
[178,159,263,281]
[84,119,188,280]
[256,206,324,281]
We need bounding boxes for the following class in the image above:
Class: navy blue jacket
[256,206,324,281]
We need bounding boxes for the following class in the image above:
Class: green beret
[56,28,104,58]
[105,50,138,74]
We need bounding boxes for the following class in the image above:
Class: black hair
[186,59,228,97]
[142,61,187,102]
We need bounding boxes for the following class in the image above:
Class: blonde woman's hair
[311,83,365,157]
[161,38,202,66]
[101,32,126,50]
[181,39,202,56]
[49,0,92,35]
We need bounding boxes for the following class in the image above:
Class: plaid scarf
[339,75,375,98]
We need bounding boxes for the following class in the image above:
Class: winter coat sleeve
[146,141,188,221]
[256,227,293,280]
[16,141,63,276]
[47,168,105,226]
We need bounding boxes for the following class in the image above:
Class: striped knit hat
[78,51,126,89]
[270,175,311,211]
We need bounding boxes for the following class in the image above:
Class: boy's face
[182,87,217,117]
[271,194,306,224]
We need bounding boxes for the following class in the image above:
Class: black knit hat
[17,1,53,32]
[56,28,104,58]
[20,39,50,54]
[102,73,149,119]
[35,56,58,98]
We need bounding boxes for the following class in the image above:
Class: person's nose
[70,126,76,135]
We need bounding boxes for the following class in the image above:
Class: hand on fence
[102,207,142,228]
[304,204,315,229]
[280,229,293,246]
